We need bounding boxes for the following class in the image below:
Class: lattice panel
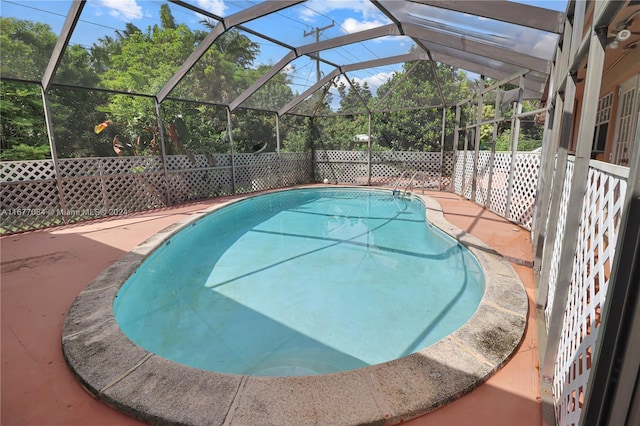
[369,164,400,186]
[473,152,491,205]
[453,152,464,194]
[315,150,367,185]
[103,174,167,214]
[315,150,368,162]
[441,152,454,191]
[0,160,56,182]
[458,151,475,199]
[167,169,233,204]
[234,153,298,193]
[546,160,575,326]
[235,165,277,194]
[553,167,627,426]
[279,153,312,186]
[100,156,163,175]
[487,153,512,216]
[166,154,224,170]
[316,162,368,185]
[315,150,446,188]
[1,181,62,232]
[58,158,101,177]
[508,154,541,230]
[59,177,106,222]
[60,156,162,177]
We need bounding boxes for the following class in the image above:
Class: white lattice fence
[508,153,541,230]
[279,152,312,186]
[315,150,369,184]
[315,150,447,188]
[463,152,475,199]
[167,169,233,204]
[452,151,541,230]
[453,151,475,199]
[442,151,454,190]
[488,153,512,216]
[473,151,492,206]
[1,160,62,232]
[57,157,167,223]
[1,152,312,234]
[165,154,233,204]
[553,165,627,426]
[546,160,575,326]
[453,151,464,194]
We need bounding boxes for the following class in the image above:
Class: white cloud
[333,71,394,96]
[283,64,296,75]
[531,33,558,59]
[195,0,227,17]
[362,72,394,91]
[299,0,381,23]
[94,0,143,20]
[341,17,389,34]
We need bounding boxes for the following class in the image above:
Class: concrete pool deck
[1,187,542,425]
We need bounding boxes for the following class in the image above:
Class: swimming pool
[113,188,484,376]
[62,186,528,425]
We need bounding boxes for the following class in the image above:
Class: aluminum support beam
[275,113,281,154]
[485,89,501,208]
[229,24,399,111]
[230,51,298,112]
[42,1,85,91]
[463,101,470,195]
[40,88,67,220]
[226,108,236,194]
[430,51,543,94]
[232,17,551,112]
[280,52,427,116]
[439,107,446,191]
[471,77,484,200]
[367,113,372,186]
[534,78,565,306]
[371,0,447,108]
[408,0,565,34]
[279,70,340,116]
[505,76,525,218]
[157,0,303,103]
[537,0,583,314]
[343,73,372,115]
[541,22,606,384]
[403,23,551,75]
[451,104,461,192]
[154,100,171,205]
[427,51,447,108]
[298,24,399,57]
[556,0,626,94]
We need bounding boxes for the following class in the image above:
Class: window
[592,92,612,153]
[612,74,640,166]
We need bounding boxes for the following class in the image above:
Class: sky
[1,0,567,103]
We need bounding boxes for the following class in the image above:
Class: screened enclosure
[1,0,560,232]
[2,1,639,425]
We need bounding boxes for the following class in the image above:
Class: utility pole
[304,21,335,82]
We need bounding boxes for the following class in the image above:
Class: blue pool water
[114,188,484,376]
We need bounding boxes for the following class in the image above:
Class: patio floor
[1,188,541,425]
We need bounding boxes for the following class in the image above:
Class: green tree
[0,17,56,80]
[373,59,470,151]
[0,81,49,160]
[160,4,177,30]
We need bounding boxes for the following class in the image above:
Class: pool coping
[61,186,528,426]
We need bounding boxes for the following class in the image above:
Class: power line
[303,21,335,83]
